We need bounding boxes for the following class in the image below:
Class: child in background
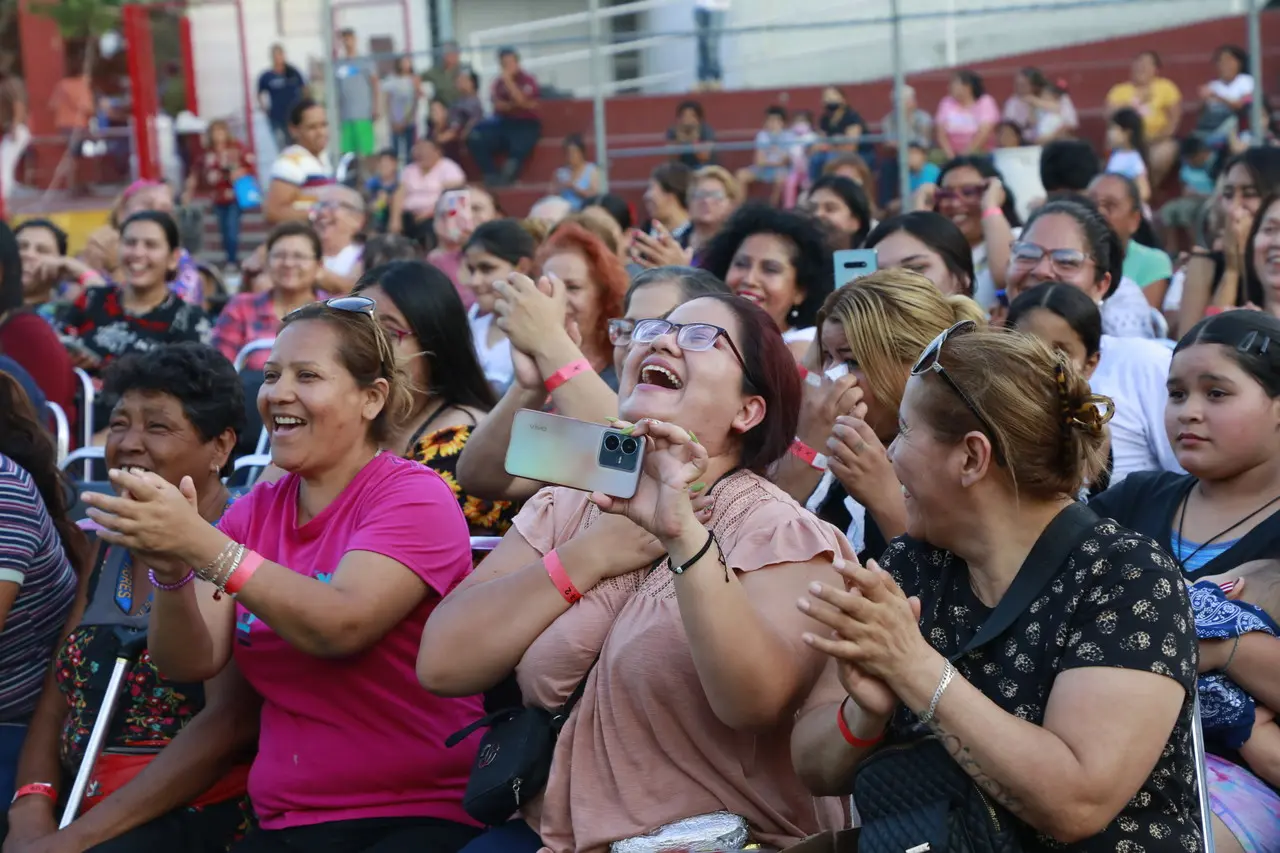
[994,120,1024,149]
[907,142,940,194]
[737,105,790,205]
[365,149,400,232]
[1159,135,1217,255]
[783,109,817,208]
[1105,107,1152,202]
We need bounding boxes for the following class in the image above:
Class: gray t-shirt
[382,74,417,125]
[336,59,375,121]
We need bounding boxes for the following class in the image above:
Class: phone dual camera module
[599,431,641,472]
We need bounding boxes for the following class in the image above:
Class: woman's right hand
[912,183,938,212]
[1223,206,1252,272]
[494,272,571,362]
[796,368,866,450]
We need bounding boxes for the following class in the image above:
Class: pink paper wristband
[544,359,591,393]
[225,550,264,597]
[544,549,582,605]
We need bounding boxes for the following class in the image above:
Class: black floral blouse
[879,518,1201,852]
[407,424,518,536]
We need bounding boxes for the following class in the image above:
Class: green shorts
[340,119,375,156]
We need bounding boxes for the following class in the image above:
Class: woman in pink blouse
[391,138,467,245]
[420,293,853,852]
[935,70,1001,159]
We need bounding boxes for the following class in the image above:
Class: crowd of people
[3,19,1280,853]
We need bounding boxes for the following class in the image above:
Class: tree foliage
[29,0,127,40]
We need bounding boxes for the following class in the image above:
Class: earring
[788,306,801,323]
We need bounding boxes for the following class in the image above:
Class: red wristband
[837,696,885,748]
[77,270,97,287]
[981,206,1004,220]
[225,550,264,597]
[544,359,591,393]
[796,364,822,388]
[790,438,829,471]
[544,549,582,605]
[11,782,57,805]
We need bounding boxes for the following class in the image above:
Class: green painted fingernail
[688,430,699,444]
[605,417,619,423]
[690,482,706,492]
[620,425,635,435]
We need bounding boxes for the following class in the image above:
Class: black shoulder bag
[853,502,1100,853]
[445,658,598,826]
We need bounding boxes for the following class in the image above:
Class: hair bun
[1053,359,1114,438]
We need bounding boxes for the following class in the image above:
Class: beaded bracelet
[148,568,195,591]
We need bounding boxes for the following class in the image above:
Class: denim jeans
[214,202,242,265]
[392,125,417,164]
[694,8,725,82]
[453,820,542,853]
[467,117,543,182]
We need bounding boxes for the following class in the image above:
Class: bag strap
[551,654,600,731]
[952,501,1099,661]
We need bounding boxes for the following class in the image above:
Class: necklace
[1174,480,1280,571]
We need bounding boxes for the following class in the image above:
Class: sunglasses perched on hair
[1010,242,1093,275]
[630,319,748,369]
[911,320,1004,464]
[287,295,397,369]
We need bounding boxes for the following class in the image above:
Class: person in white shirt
[265,99,335,225]
[461,219,538,393]
[693,0,730,90]
[312,184,366,288]
[1199,45,1254,140]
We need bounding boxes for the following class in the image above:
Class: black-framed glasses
[608,317,635,347]
[631,319,748,369]
[1010,242,1093,276]
[911,320,1004,464]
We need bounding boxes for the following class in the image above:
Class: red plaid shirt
[211,290,327,371]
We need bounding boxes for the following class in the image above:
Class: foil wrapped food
[610,811,751,853]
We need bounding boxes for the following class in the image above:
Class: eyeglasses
[311,200,364,215]
[631,319,748,369]
[608,317,635,347]
[1010,242,1093,275]
[690,190,728,203]
[911,320,1004,464]
[268,251,318,265]
[287,295,396,371]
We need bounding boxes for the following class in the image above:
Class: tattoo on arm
[928,721,1028,815]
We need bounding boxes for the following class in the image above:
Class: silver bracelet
[918,661,955,725]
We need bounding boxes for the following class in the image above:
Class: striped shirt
[0,453,77,722]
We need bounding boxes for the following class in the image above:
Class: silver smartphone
[834,249,878,288]
[505,409,646,498]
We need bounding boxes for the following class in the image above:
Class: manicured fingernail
[620,426,635,435]
[605,417,619,423]
[690,482,706,492]
[809,582,823,594]
[688,430,699,444]
[797,598,810,611]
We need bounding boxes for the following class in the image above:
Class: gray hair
[624,266,730,312]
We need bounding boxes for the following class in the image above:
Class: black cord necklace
[1174,480,1280,571]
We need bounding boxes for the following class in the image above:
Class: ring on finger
[853,440,868,454]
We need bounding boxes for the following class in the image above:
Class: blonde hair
[695,165,744,205]
[818,269,986,415]
[553,212,619,255]
[918,327,1111,499]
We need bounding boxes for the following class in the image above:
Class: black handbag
[853,502,1100,853]
[445,658,598,826]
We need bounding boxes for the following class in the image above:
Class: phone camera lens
[604,434,621,452]
[621,437,638,455]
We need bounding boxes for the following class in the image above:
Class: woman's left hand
[630,223,692,269]
[590,418,708,542]
[981,178,1006,216]
[493,272,571,360]
[81,469,205,566]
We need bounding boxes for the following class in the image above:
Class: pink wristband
[981,206,1004,220]
[225,550,264,597]
[544,359,591,393]
[544,549,582,605]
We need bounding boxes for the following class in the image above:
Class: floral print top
[406,423,517,537]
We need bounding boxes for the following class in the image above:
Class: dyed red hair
[534,222,628,364]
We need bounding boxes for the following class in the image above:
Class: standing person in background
[468,48,541,188]
[50,69,95,196]
[0,69,29,204]
[184,119,256,269]
[257,45,308,153]
[693,0,729,91]
[383,56,423,165]
[421,41,464,107]
[265,99,335,226]
[335,28,380,163]
[935,70,1000,159]
[1105,51,1182,190]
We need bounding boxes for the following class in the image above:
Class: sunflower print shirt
[408,424,518,536]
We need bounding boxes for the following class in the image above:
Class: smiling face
[119,220,179,293]
[938,166,986,244]
[873,229,967,296]
[619,298,765,456]
[613,279,683,378]
[724,232,801,331]
[267,233,320,297]
[1165,342,1280,480]
[1252,199,1280,306]
[17,226,60,295]
[543,249,602,342]
[809,187,860,245]
[259,319,388,476]
[888,375,963,543]
[106,390,231,491]
[820,318,895,440]
[463,246,517,314]
[1221,161,1264,222]
[1005,213,1105,303]
[1012,307,1099,380]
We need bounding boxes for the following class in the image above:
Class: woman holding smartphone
[421,293,851,852]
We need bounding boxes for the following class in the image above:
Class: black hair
[564,133,587,154]
[1244,191,1280,308]
[102,343,246,476]
[0,220,21,314]
[289,97,323,127]
[361,234,421,270]
[1090,171,1161,249]
[1039,139,1102,193]
[675,100,704,120]
[339,27,356,37]
[765,105,787,121]
[120,210,181,253]
[378,148,397,159]
[937,156,1022,227]
[1019,67,1049,93]
[650,162,693,210]
[1109,107,1148,166]
[1022,196,1125,299]
[865,211,977,297]
[465,218,537,265]
[498,46,518,60]
[265,220,323,262]
[457,69,479,91]
[1136,49,1162,68]
[1221,148,1280,199]
[995,120,1024,145]
[353,261,497,412]
[14,219,69,257]
[582,193,633,231]
[953,69,985,100]
[1214,45,1249,74]
[1175,311,1280,398]
[1006,282,1102,358]
[809,175,871,248]
[1180,135,1210,159]
[699,203,834,329]
[624,266,730,312]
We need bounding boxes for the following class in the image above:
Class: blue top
[257,65,307,126]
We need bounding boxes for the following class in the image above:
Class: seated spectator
[1197,45,1254,142]
[865,210,976,297]
[312,184,367,286]
[606,265,730,378]
[528,196,572,230]
[0,372,81,808]
[994,120,1024,149]
[264,99,335,226]
[1089,172,1171,309]
[688,166,742,261]
[428,186,501,305]
[1159,135,1216,255]
[421,294,851,851]
[7,343,257,852]
[666,100,716,170]
[793,324,1199,853]
[212,222,328,371]
[0,356,45,417]
[463,219,537,392]
[437,69,483,163]
[905,142,940,194]
[468,47,541,187]
[736,106,791,206]
[1003,67,1078,143]
[639,162,693,251]
[935,70,1000,159]
[83,180,203,305]
[0,222,75,417]
[183,119,256,267]
[365,149,400,232]
[549,133,599,212]
[821,153,878,214]
[1105,50,1182,188]
[353,261,516,535]
[1040,138,1103,195]
[425,97,450,145]
[1105,108,1152,202]
[86,303,486,853]
[15,219,90,326]
[806,174,871,251]
[390,138,466,246]
[809,87,866,184]
[700,204,833,357]
[582,192,633,236]
[360,233,420,270]
[1246,193,1280,320]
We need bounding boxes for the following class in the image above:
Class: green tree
[29,0,130,74]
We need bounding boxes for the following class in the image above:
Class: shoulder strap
[552,654,600,730]
[955,501,1099,660]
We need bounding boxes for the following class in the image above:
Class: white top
[468,304,514,391]
[269,145,334,212]
[805,471,866,555]
[1106,149,1147,180]
[1090,334,1184,485]
[324,243,363,277]
[971,226,1021,311]
[1101,277,1158,339]
[695,0,731,9]
[1209,74,1255,103]
[781,325,816,345]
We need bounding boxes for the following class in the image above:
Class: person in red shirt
[0,221,74,423]
[466,48,542,187]
[184,119,257,266]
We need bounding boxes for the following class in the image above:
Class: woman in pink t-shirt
[420,294,853,852]
[935,70,1001,159]
[84,297,485,852]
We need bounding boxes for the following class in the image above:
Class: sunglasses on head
[286,295,397,371]
[911,320,1004,464]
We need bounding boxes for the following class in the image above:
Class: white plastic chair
[469,536,501,553]
[61,445,104,475]
[1191,693,1216,853]
[230,453,272,487]
[46,402,70,467]
[233,338,275,373]
[1149,307,1171,341]
[72,368,96,480]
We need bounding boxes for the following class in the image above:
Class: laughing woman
[82,299,484,853]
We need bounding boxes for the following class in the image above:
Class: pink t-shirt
[220,452,482,830]
[935,94,1000,153]
[402,158,467,217]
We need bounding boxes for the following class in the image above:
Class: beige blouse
[511,470,853,853]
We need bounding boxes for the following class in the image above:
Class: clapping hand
[82,469,205,581]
